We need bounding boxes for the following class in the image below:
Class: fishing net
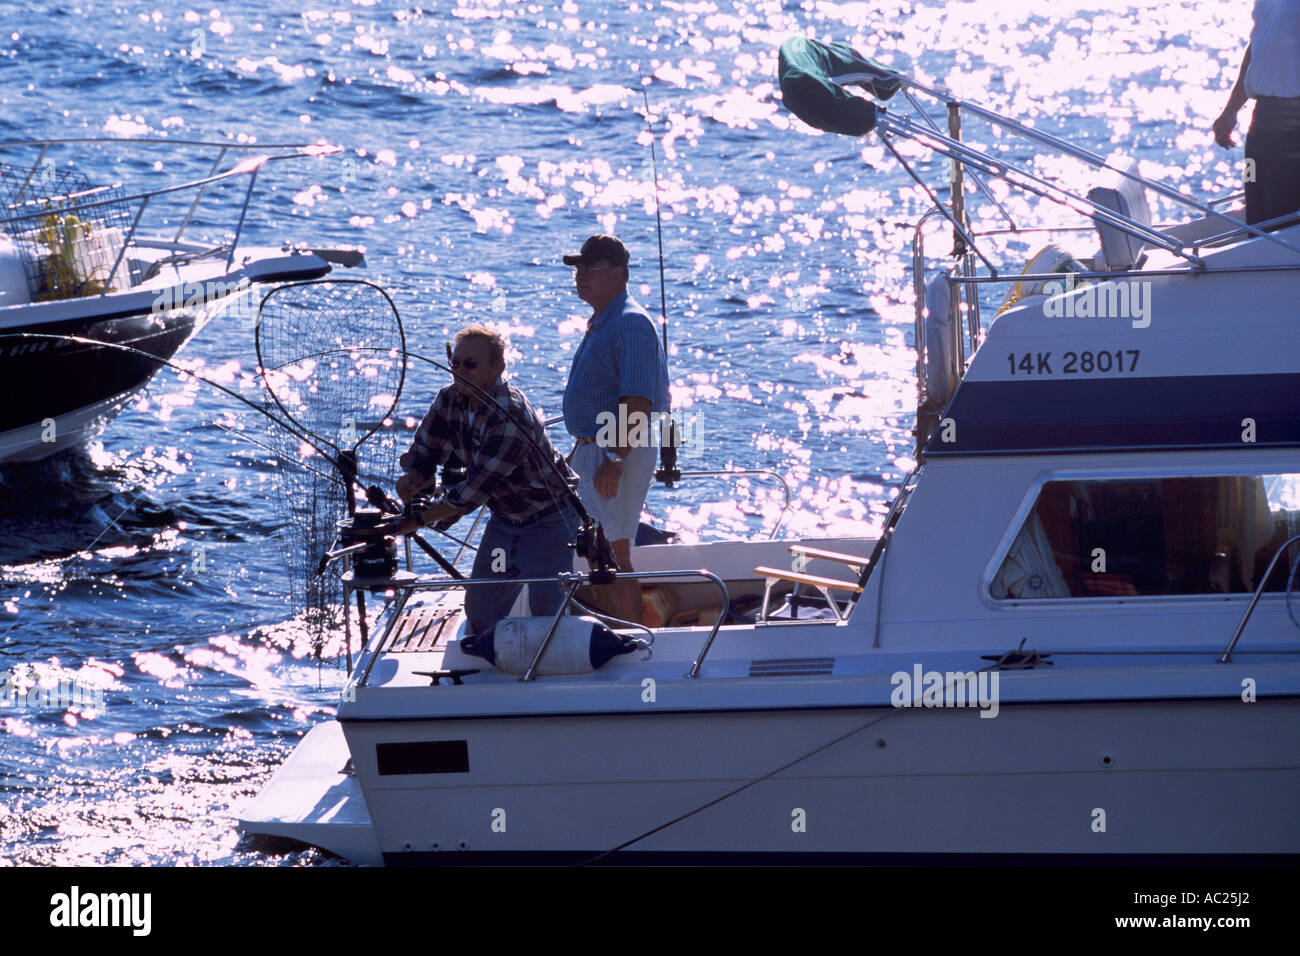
[255,279,406,652]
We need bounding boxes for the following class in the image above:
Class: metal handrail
[884,77,1300,259]
[1207,191,1245,208]
[952,262,1300,284]
[962,250,982,353]
[1,140,339,296]
[899,87,1016,232]
[174,146,228,242]
[1218,533,1300,663]
[878,128,999,276]
[1190,209,1300,253]
[520,578,584,681]
[352,567,732,687]
[912,208,944,409]
[911,208,967,413]
[0,149,330,227]
[0,144,333,226]
[879,112,1209,268]
[0,137,334,149]
[674,469,793,539]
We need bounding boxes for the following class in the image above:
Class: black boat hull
[0,301,207,462]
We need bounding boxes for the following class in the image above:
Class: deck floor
[384,602,462,653]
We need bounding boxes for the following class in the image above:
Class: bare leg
[590,538,643,625]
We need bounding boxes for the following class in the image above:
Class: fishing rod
[641,80,669,357]
[0,332,469,576]
[640,80,683,488]
[235,338,623,584]
[370,346,622,584]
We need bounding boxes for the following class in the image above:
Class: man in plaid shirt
[393,324,578,633]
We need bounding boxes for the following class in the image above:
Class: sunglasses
[449,357,479,371]
[573,262,616,275]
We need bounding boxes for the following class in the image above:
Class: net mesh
[0,164,141,300]
[255,280,406,651]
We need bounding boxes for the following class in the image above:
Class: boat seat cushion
[1088,156,1151,271]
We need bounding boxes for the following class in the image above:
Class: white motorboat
[240,40,1300,865]
[0,138,357,463]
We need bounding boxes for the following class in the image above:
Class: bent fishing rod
[0,331,466,578]
[0,331,622,583]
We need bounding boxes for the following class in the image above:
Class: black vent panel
[376,740,470,775]
[749,657,835,677]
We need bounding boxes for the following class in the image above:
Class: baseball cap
[562,234,630,268]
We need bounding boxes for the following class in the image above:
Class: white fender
[923,269,957,407]
[460,615,637,676]
[0,235,30,308]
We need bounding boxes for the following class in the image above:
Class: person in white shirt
[1213,0,1300,225]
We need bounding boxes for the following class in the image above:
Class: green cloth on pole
[778,37,900,136]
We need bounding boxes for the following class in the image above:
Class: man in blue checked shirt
[393,324,580,634]
[562,235,671,625]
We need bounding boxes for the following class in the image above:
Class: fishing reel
[364,484,467,580]
[318,507,400,581]
[654,419,681,488]
[573,518,620,585]
[405,492,459,533]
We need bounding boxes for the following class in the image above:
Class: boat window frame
[978,462,1300,611]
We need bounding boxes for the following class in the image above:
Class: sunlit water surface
[0,0,1252,864]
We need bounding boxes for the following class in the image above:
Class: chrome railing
[1218,533,1300,663]
[869,78,1300,262]
[673,469,793,539]
[876,81,1300,427]
[350,567,731,687]
[908,206,1300,458]
[0,138,339,296]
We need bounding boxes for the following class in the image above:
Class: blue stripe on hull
[924,373,1300,456]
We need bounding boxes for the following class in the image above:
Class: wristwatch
[604,450,623,465]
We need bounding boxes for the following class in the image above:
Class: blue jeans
[464,505,577,634]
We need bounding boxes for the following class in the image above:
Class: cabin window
[991,474,1300,599]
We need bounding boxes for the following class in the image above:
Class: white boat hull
[239,722,382,866]
[0,246,333,464]
[336,696,1299,863]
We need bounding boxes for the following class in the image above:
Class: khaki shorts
[570,441,656,544]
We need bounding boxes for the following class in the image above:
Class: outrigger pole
[640,81,683,488]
